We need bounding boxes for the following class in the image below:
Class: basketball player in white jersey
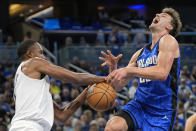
[10,40,105,131]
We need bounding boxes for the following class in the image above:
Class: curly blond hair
[162,8,182,37]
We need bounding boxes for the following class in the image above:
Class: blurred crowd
[64,27,148,48]
[0,56,196,131]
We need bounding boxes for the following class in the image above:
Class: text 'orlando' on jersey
[134,40,180,112]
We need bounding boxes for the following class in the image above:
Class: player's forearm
[76,73,105,85]
[185,114,196,131]
[126,66,168,81]
[54,100,82,122]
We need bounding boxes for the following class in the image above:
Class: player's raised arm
[105,48,142,91]
[54,87,89,122]
[99,50,122,73]
[32,58,105,86]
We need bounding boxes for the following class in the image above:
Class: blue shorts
[121,99,176,131]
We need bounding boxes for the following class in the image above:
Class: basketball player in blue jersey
[10,40,105,131]
[99,8,182,131]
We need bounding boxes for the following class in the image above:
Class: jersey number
[139,78,151,83]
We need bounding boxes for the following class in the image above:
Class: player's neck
[151,31,167,46]
[21,56,30,62]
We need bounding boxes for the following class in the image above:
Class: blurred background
[0,0,196,130]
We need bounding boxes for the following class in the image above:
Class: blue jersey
[134,41,180,111]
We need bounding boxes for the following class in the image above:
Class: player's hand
[99,50,122,67]
[106,68,129,91]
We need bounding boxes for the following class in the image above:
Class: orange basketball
[87,82,116,112]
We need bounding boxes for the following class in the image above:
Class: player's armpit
[126,48,143,68]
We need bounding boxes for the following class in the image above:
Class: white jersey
[11,61,54,129]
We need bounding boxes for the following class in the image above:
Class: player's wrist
[124,67,134,77]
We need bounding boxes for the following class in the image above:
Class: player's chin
[149,24,157,30]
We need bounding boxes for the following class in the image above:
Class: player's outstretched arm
[33,58,105,85]
[99,50,122,73]
[107,35,179,85]
[185,113,196,131]
[54,87,88,122]
[125,35,180,81]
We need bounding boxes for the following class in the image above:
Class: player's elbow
[55,113,70,123]
[158,72,168,81]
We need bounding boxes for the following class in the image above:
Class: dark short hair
[162,8,182,37]
[17,40,37,59]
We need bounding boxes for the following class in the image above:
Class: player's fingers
[99,57,105,61]
[101,51,108,58]
[107,50,115,59]
[106,75,112,83]
[87,85,91,89]
[116,54,123,61]
[107,72,116,83]
[101,62,107,67]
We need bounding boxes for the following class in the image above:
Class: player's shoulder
[159,34,179,50]
[28,57,50,68]
[31,57,48,63]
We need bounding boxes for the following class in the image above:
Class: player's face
[30,43,46,59]
[149,13,173,31]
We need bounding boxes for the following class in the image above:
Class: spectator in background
[5,35,15,46]
[177,100,186,120]
[107,27,120,45]
[63,117,74,131]
[173,117,184,131]
[83,109,93,125]
[50,79,61,95]
[0,96,10,126]
[0,109,8,129]
[80,37,89,46]
[181,65,191,80]
[60,86,71,105]
[96,30,105,46]
[3,61,14,78]
[132,32,146,48]
[53,94,62,107]
[23,31,32,41]
[80,113,89,131]
[70,88,82,118]
[123,31,132,46]
[0,92,12,115]
[190,66,196,82]
[65,36,73,46]
[0,122,7,131]
[71,56,81,67]
[192,84,196,96]
[128,79,138,99]
[80,60,91,72]
[89,120,99,131]
[184,95,196,112]
[178,78,192,101]
[97,117,106,131]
